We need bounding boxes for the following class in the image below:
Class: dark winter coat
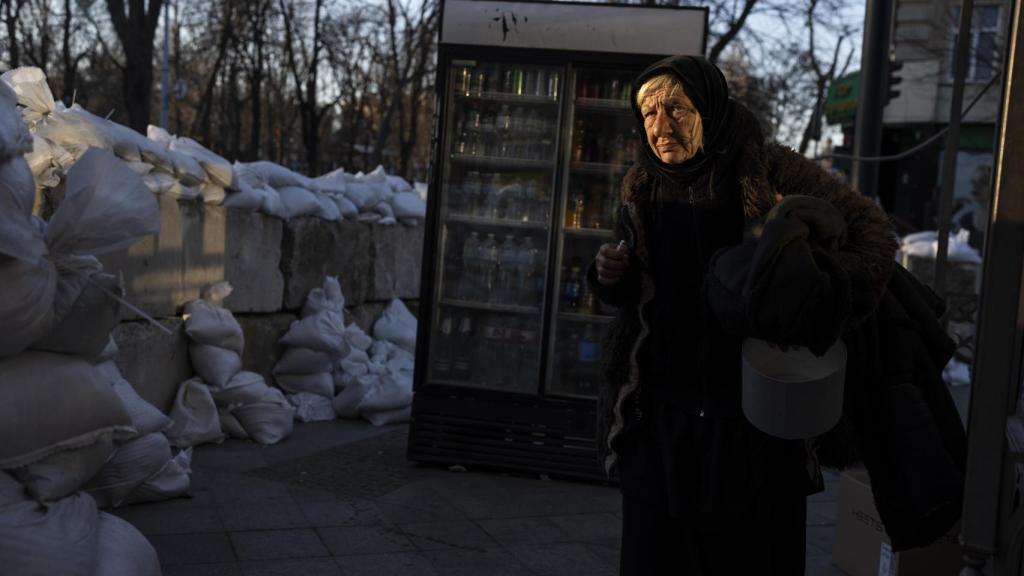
[588,139,898,475]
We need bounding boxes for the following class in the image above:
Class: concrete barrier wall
[101,197,424,412]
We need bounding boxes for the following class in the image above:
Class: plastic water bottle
[497,235,518,304]
[576,323,600,395]
[515,237,539,306]
[481,234,498,302]
[460,232,480,301]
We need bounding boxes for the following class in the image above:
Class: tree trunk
[106,0,164,133]
[3,0,25,68]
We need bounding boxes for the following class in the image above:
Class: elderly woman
[588,55,897,574]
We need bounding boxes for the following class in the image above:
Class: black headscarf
[632,55,763,184]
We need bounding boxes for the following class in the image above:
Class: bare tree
[1,0,28,68]
[797,0,855,154]
[105,0,163,132]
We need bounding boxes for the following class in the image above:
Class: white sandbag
[170,136,234,188]
[25,134,72,188]
[94,336,119,364]
[165,378,224,448]
[183,298,244,353]
[373,298,418,353]
[85,432,170,508]
[222,177,264,211]
[386,174,413,194]
[0,67,55,125]
[124,160,154,176]
[45,148,160,256]
[344,181,378,210]
[0,351,133,467]
[302,276,345,317]
[387,348,416,375]
[315,191,342,221]
[344,324,374,351]
[356,212,383,223]
[274,347,334,375]
[379,215,398,225]
[289,392,337,422]
[360,371,413,413]
[33,104,114,151]
[333,194,359,219]
[370,339,394,359]
[8,435,115,502]
[260,185,288,218]
[219,408,248,439]
[0,257,57,357]
[365,405,412,426]
[313,171,347,195]
[0,82,32,163]
[399,218,421,227]
[0,482,99,576]
[143,171,176,194]
[338,357,370,378]
[0,157,46,263]
[278,186,323,219]
[209,370,278,406]
[93,512,162,576]
[333,373,378,419]
[367,359,388,375]
[374,200,396,219]
[391,191,427,220]
[166,180,201,201]
[121,447,191,506]
[189,343,243,388]
[275,371,335,398]
[363,166,394,201]
[200,181,227,205]
[230,398,294,445]
[280,310,347,355]
[112,377,172,436]
[146,124,174,147]
[31,270,121,359]
[243,160,316,190]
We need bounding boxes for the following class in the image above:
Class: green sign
[824,71,859,126]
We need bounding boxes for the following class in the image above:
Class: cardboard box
[833,468,962,576]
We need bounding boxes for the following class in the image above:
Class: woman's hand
[595,241,631,285]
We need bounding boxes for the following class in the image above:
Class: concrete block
[368,224,425,302]
[281,218,373,310]
[99,195,283,319]
[113,318,190,414]
[236,313,299,386]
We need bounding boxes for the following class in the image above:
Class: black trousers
[617,413,809,575]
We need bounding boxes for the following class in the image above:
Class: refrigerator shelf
[447,213,550,230]
[574,97,631,112]
[440,298,541,316]
[450,153,554,170]
[456,91,560,105]
[558,312,615,324]
[569,161,632,175]
[563,227,614,240]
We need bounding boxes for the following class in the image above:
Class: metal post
[933,1,975,300]
[159,1,169,129]
[851,0,893,197]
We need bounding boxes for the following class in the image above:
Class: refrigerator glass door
[427,59,564,394]
[546,67,640,399]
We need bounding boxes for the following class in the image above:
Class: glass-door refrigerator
[411,0,707,480]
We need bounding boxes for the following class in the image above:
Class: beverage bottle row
[453,172,550,223]
[432,314,539,390]
[460,233,543,307]
[575,73,633,102]
[460,104,549,136]
[455,130,555,161]
[564,182,617,230]
[454,64,560,100]
[571,120,639,165]
[562,261,601,314]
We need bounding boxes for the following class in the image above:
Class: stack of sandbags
[331,298,417,426]
[274,276,349,422]
[177,282,295,445]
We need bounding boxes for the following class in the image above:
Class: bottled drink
[497,105,512,133]
[567,191,585,228]
[497,235,518,304]
[524,68,538,96]
[473,69,486,96]
[576,323,599,394]
[515,237,539,305]
[547,72,560,100]
[481,234,498,302]
[580,282,596,313]
[513,67,525,95]
[461,171,479,215]
[453,317,474,379]
[563,264,582,309]
[460,232,480,301]
[432,315,454,377]
[572,119,586,162]
[484,184,503,219]
[455,66,472,96]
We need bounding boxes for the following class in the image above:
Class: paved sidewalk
[113,420,848,575]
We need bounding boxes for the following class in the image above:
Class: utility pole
[851,0,894,197]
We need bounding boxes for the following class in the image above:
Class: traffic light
[885,60,903,105]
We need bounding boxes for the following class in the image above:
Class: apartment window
[950,4,1001,81]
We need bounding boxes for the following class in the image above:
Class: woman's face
[640,85,701,164]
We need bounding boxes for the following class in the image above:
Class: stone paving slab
[114,420,851,575]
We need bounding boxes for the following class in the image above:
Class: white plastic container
[741,338,847,439]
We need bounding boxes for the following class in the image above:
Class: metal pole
[851,0,893,197]
[933,1,975,301]
[159,1,169,129]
